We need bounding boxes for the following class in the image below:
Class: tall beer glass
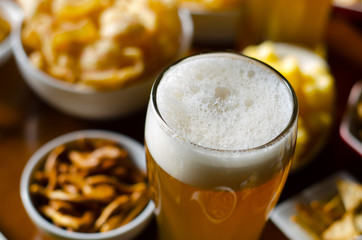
[145,52,298,240]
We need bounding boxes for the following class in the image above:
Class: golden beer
[145,52,298,240]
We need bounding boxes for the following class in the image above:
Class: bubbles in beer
[157,54,293,150]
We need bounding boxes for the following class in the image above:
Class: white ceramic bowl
[12,9,193,120]
[20,130,155,240]
[0,0,22,65]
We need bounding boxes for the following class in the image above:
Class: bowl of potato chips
[20,129,154,240]
[13,0,193,120]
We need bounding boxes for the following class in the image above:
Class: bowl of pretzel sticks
[20,130,154,240]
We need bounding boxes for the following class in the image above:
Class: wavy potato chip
[178,0,242,11]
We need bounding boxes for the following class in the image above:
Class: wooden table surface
[0,16,361,240]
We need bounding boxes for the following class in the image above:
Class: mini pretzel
[69,145,127,169]
[82,184,116,202]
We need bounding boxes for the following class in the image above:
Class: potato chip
[41,205,94,230]
[80,47,144,89]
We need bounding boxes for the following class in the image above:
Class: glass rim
[150,51,298,153]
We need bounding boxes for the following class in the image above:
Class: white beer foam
[145,53,296,188]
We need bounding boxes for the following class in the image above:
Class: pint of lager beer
[145,52,298,240]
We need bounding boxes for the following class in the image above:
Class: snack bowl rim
[20,129,155,240]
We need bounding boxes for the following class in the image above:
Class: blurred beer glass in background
[238,0,332,54]
[145,52,298,240]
